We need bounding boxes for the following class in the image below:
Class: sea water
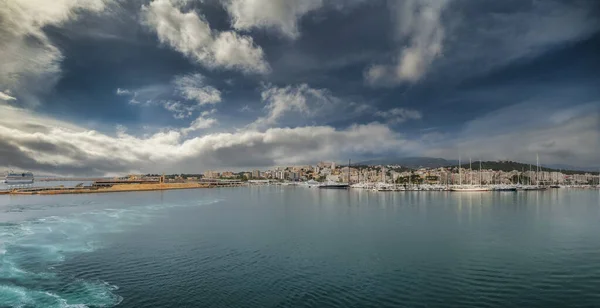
[0,187,599,307]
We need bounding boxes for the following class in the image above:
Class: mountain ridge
[354,157,598,174]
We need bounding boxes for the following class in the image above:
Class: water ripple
[0,198,220,307]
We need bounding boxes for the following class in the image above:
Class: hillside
[447,161,598,175]
[356,157,458,169]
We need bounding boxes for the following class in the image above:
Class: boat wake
[0,198,220,307]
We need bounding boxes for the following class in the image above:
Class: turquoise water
[0,188,599,307]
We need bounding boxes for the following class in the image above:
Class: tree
[411,174,423,184]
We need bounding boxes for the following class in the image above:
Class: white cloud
[116,88,131,96]
[117,74,220,118]
[365,0,450,86]
[249,83,379,130]
[173,73,221,105]
[223,0,369,39]
[224,0,323,39]
[375,0,599,84]
[162,101,195,119]
[181,115,218,134]
[0,104,412,175]
[251,83,339,128]
[162,101,216,120]
[201,109,217,117]
[115,87,142,104]
[141,0,270,74]
[0,0,110,105]
[0,91,16,101]
[375,107,422,124]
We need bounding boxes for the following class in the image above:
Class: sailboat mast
[470,158,472,185]
[536,154,540,186]
[459,156,462,186]
[479,160,482,186]
[520,167,523,185]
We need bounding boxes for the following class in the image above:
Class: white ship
[303,180,321,188]
[5,171,34,185]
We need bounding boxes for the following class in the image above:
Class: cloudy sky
[1,0,599,175]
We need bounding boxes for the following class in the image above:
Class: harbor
[2,157,599,196]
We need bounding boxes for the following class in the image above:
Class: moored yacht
[303,180,321,188]
[492,184,517,191]
[318,180,349,189]
[350,182,370,189]
[373,182,395,191]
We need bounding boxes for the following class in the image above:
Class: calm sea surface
[0,187,599,307]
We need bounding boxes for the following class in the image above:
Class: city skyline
[1,0,599,176]
[200,161,600,186]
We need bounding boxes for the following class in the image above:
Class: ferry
[5,171,34,185]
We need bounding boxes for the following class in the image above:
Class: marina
[1,179,597,196]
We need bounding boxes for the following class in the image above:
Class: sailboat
[549,168,561,188]
[520,154,547,191]
[451,158,491,192]
[491,161,517,191]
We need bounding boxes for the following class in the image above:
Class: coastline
[1,182,243,195]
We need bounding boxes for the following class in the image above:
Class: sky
[0,0,599,176]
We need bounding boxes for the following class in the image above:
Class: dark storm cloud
[18,140,86,160]
[0,139,121,176]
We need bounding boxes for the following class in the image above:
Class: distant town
[173,160,599,186]
[2,160,599,195]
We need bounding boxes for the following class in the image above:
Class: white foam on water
[0,198,221,307]
[0,285,30,307]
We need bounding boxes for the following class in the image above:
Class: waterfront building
[289,172,299,181]
[221,171,235,178]
[204,170,220,179]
